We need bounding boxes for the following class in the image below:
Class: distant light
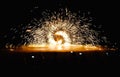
[70,51,73,53]
[31,55,35,58]
[79,53,82,55]
[106,52,109,56]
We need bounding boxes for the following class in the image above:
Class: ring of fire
[48,31,71,45]
[5,8,117,53]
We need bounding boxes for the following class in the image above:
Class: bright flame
[48,31,71,45]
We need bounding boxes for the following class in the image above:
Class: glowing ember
[5,8,116,52]
[8,45,104,52]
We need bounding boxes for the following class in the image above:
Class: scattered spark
[26,29,31,32]
[4,8,117,52]
[9,48,14,51]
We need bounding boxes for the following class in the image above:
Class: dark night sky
[0,0,120,48]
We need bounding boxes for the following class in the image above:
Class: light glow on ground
[7,44,107,53]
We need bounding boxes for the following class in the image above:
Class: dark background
[0,0,120,71]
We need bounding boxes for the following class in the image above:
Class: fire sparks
[5,8,116,52]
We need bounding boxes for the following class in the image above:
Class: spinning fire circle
[4,8,117,53]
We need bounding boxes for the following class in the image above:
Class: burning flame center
[48,31,71,45]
